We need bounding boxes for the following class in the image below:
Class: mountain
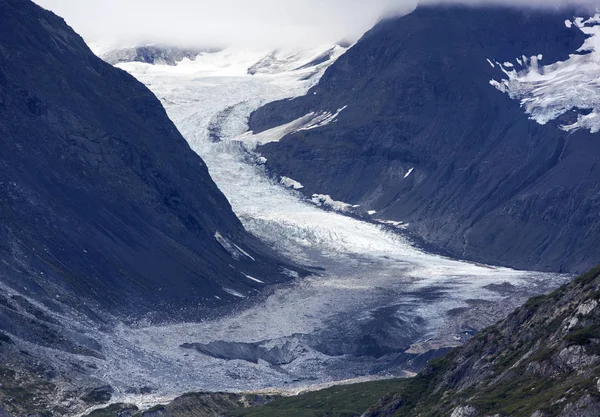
[0,0,309,413]
[89,266,600,416]
[248,5,600,274]
[100,45,215,66]
[0,0,302,321]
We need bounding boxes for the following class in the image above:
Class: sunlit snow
[490,14,600,133]
[280,176,304,190]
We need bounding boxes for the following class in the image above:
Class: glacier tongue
[490,14,600,133]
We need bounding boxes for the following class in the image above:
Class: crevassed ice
[490,14,600,133]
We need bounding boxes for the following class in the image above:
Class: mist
[33,0,599,49]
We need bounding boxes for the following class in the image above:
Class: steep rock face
[249,5,600,273]
[0,0,299,320]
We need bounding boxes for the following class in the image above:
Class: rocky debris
[451,406,478,417]
[84,392,275,417]
[230,267,600,417]
[181,340,297,366]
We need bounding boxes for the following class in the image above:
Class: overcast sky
[33,0,599,49]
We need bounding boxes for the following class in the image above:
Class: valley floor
[79,48,572,407]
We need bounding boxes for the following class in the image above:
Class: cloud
[33,0,598,49]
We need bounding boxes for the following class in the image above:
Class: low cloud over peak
[34,0,598,49]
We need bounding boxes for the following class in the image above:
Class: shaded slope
[249,5,599,273]
[0,0,299,320]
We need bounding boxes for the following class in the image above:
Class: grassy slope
[232,379,411,417]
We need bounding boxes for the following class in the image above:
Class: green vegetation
[0,366,58,416]
[564,324,600,346]
[575,266,600,286]
[86,403,139,417]
[232,379,410,417]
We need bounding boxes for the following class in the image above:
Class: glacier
[13,45,570,414]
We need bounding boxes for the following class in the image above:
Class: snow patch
[234,243,256,262]
[490,14,600,133]
[215,231,255,262]
[280,267,300,279]
[244,274,265,284]
[297,106,348,131]
[310,194,359,212]
[376,219,409,230]
[280,176,304,190]
[239,106,348,147]
[223,287,246,298]
[239,113,318,146]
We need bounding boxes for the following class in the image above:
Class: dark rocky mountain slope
[0,0,300,321]
[249,5,600,274]
[354,265,600,417]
